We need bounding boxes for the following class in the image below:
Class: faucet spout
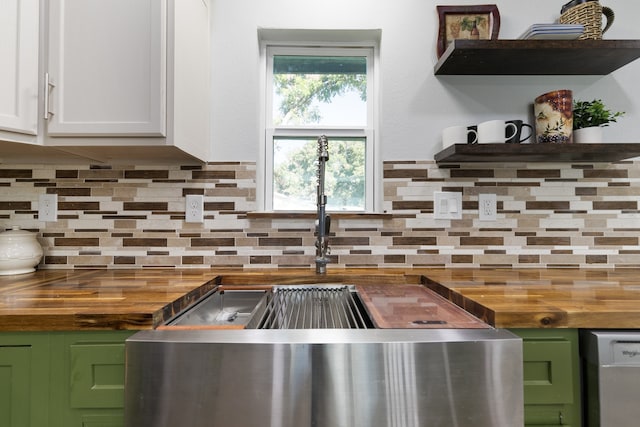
[315,135,331,274]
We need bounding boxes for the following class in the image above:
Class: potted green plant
[572,99,625,143]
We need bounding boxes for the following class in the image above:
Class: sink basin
[162,283,489,330]
[163,289,266,329]
[163,284,374,330]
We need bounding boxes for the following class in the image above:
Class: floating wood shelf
[434,39,640,75]
[434,143,640,163]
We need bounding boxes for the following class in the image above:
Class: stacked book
[518,24,585,40]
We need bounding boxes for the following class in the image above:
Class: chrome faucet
[315,135,331,274]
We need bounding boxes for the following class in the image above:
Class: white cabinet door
[0,0,39,136]
[46,0,166,137]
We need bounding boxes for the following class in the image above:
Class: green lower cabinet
[0,347,31,427]
[511,329,581,427]
[0,331,134,427]
[50,331,135,427]
[0,327,585,427]
[0,333,50,427]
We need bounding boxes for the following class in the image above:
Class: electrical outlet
[434,191,462,220]
[479,193,497,221]
[185,195,204,223]
[39,194,58,222]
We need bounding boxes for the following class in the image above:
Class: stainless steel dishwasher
[581,330,640,427]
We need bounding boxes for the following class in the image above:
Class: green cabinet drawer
[69,342,126,409]
[77,414,125,427]
[524,403,574,426]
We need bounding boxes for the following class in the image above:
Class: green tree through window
[274,138,365,210]
[273,74,367,125]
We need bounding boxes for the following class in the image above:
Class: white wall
[209,0,639,161]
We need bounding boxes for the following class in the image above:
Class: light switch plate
[185,195,204,223]
[434,191,462,220]
[38,194,58,222]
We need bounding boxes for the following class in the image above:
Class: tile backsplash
[1,159,639,269]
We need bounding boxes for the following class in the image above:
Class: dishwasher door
[581,330,640,427]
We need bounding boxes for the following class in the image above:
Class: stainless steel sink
[125,283,524,427]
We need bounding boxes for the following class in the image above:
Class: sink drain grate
[254,285,373,329]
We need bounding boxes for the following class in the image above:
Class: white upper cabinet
[0,0,39,138]
[46,0,166,137]
[0,0,209,163]
[43,0,211,163]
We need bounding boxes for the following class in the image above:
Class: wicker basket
[559,1,615,40]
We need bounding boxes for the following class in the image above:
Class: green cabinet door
[0,333,50,427]
[511,329,581,427]
[50,331,135,427]
[0,346,31,427]
[1,331,134,427]
[69,342,127,409]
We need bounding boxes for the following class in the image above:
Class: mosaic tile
[1,160,640,269]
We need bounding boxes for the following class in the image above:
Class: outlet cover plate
[479,193,497,221]
[434,191,462,220]
[38,194,58,222]
[185,195,204,223]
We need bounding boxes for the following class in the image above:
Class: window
[261,45,376,212]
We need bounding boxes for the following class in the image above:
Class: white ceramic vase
[574,126,603,144]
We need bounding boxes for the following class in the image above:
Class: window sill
[246,211,392,220]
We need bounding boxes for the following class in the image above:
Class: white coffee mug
[442,125,478,149]
[478,120,518,144]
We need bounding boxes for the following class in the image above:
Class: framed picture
[437,5,500,58]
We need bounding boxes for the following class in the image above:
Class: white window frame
[258,40,380,213]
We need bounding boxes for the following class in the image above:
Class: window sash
[265,128,374,212]
[262,45,376,212]
[267,46,374,130]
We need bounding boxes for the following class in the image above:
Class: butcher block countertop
[422,268,640,329]
[0,269,220,331]
[1,268,640,331]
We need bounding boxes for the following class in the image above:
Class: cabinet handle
[43,73,55,120]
